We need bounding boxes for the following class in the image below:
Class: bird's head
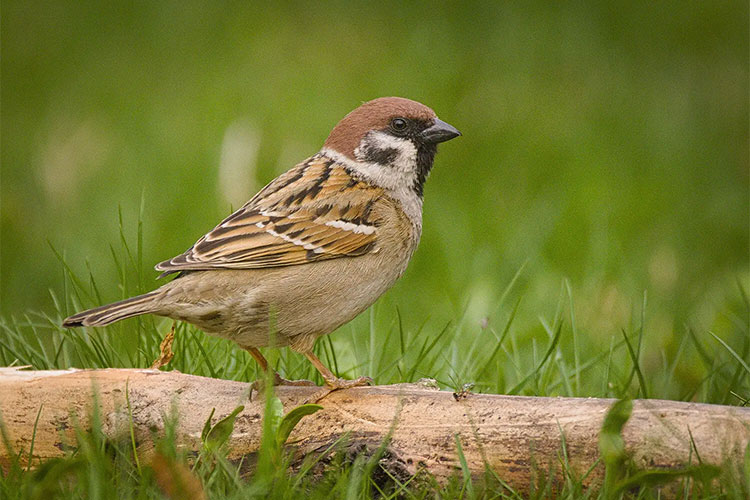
[323,97,460,197]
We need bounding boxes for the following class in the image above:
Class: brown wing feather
[155,154,383,274]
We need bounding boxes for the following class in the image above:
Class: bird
[63,97,461,390]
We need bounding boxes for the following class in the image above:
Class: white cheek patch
[348,131,420,195]
[354,131,417,166]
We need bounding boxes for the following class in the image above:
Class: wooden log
[1,367,748,490]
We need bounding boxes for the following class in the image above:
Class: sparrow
[63,97,461,390]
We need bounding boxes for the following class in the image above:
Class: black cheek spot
[363,145,399,165]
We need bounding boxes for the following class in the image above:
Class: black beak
[421,118,461,144]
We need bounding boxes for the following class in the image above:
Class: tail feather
[63,291,161,327]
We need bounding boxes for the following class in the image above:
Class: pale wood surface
[1,367,748,489]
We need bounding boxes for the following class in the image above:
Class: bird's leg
[244,347,315,389]
[303,350,373,389]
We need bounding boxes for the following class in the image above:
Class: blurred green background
[2,1,748,392]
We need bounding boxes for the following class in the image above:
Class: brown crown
[324,97,437,159]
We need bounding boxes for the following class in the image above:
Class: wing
[155,154,384,274]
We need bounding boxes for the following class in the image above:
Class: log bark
[1,367,748,491]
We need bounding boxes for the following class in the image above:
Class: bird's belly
[162,252,409,351]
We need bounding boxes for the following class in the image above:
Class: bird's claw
[301,376,373,404]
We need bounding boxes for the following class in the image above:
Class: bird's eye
[391,117,408,133]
